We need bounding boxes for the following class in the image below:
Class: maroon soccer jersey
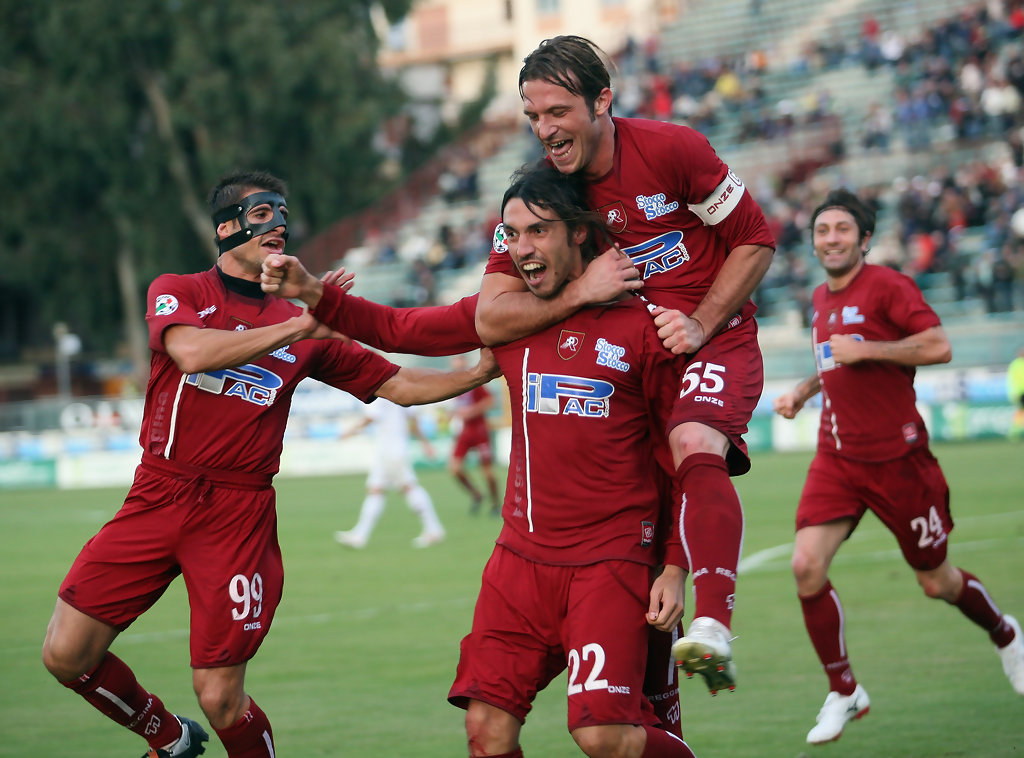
[143,267,399,475]
[487,118,775,318]
[492,297,684,567]
[810,263,942,461]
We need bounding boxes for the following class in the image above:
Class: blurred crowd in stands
[344,0,1024,321]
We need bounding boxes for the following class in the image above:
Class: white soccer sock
[406,486,443,534]
[350,493,385,539]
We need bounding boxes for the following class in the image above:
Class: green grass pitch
[2,439,1022,757]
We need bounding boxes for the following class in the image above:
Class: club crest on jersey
[599,201,628,234]
[492,223,509,254]
[154,294,179,316]
[635,192,680,221]
[595,338,630,372]
[641,521,654,548]
[230,316,253,331]
[558,330,586,360]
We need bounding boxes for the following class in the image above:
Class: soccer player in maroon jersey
[40,170,497,758]
[473,36,777,693]
[773,188,1024,744]
[447,355,501,515]
[453,161,695,758]
[264,162,696,757]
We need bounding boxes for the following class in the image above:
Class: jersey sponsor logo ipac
[526,372,614,418]
[186,364,284,406]
[154,294,179,316]
[558,330,585,360]
[622,230,691,279]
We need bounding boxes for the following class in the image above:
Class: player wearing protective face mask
[41,170,498,758]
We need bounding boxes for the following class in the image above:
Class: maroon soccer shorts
[667,317,763,476]
[795,446,953,571]
[452,427,493,464]
[59,459,284,668]
[449,545,659,730]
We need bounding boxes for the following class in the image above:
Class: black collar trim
[215,266,265,299]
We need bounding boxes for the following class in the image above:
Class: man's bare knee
[41,600,116,681]
[465,700,519,756]
[193,666,248,730]
[571,724,644,758]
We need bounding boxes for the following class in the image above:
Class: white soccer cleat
[672,616,736,695]
[997,615,1024,695]
[334,530,367,549]
[806,684,870,744]
[412,530,445,548]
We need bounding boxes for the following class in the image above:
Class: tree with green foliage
[0,0,412,382]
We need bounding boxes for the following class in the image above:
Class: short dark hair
[501,159,605,261]
[207,170,287,217]
[519,36,612,118]
[810,188,876,242]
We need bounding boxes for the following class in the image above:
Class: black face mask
[212,191,289,254]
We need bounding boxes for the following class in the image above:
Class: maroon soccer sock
[953,569,1015,647]
[644,626,682,738]
[640,724,696,757]
[214,697,275,758]
[799,581,857,695]
[677,453,742,628]
[63,652,182,748]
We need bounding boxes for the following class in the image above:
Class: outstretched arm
[375,349,500,406]
[262,253,483,355]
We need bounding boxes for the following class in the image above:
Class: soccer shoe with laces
[672,616,736,695]
[997,614,1024,695]
[806,684,870,744]
[141,715,209,758]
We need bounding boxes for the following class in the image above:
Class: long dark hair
[501,160,606,260]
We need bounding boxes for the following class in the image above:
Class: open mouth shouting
[518,259,547,288]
